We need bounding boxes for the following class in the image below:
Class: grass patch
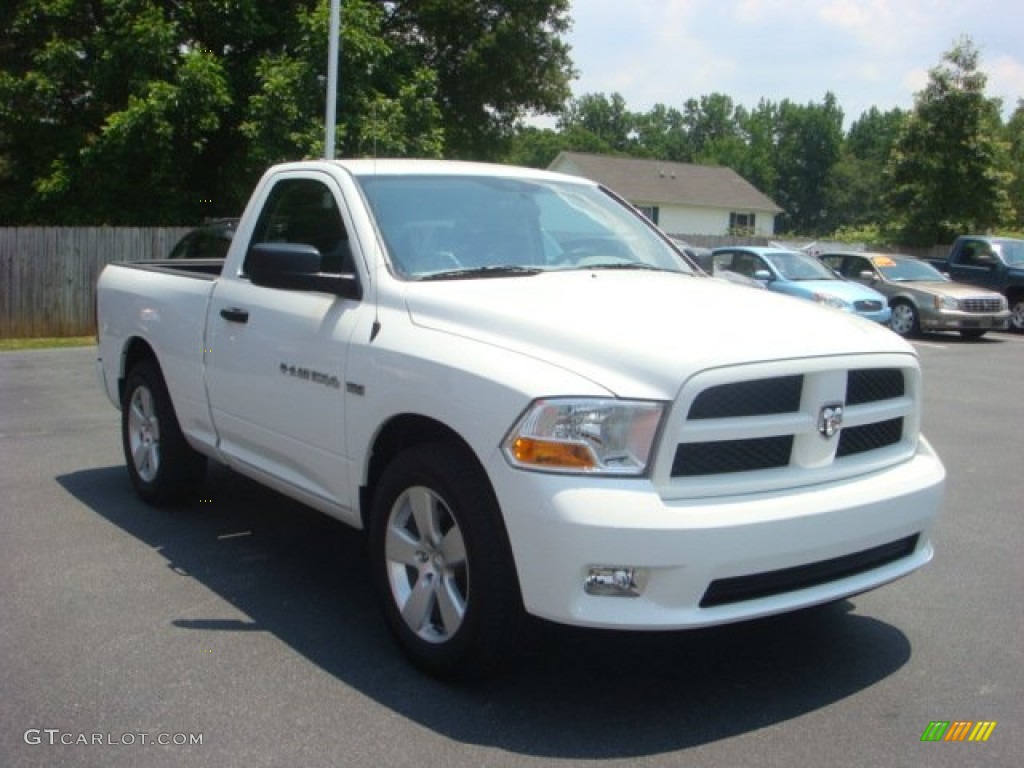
[0,336,96,351]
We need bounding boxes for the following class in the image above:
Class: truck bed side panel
[96,264,219,455]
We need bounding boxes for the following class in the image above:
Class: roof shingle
[550,151,782,213]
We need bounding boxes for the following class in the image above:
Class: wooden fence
[0,226,953,338]
[0,227,190,338]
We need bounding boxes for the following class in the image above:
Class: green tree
[631,103,688,161]
[683,93,744,165]
[825,107,907,233]
[885,36,1014,244]
[772,93,844,234]
[382,0,573,160]
[557,92,636,154]
[1004,100,1024,231]
[0,0,573,224]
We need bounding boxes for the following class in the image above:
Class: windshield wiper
[418,265,543,281]
[582,262,677,273]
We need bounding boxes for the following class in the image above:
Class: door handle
[220,307,249,323]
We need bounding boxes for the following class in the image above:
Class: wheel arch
[118,337,159,402]
[888,293,918,309]
[359,414,491,530]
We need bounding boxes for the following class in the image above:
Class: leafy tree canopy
[0,0,573,224]
[884,36,1015,244]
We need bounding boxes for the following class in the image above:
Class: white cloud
[560,0,1024,124]
[988,55,1024,110]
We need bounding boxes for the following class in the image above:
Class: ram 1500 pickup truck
[925,235,1024,331]
[97,159,946,678]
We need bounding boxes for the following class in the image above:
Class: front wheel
[1010,296,1024,333]
[369,443,524,679]
[888,301,919,337]
[121,361,206,506]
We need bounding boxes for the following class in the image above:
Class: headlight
[812,292,849,310]
[933,295,960,310]
[503,398,665,475]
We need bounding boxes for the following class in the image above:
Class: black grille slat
[672,436,792,477]
[699,534,920,607]
[688,375,803,419]
[854,299,884,312]
[846,368,904,405]
[837,418,903,457]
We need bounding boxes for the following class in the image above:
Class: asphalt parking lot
[1,336,1022,768]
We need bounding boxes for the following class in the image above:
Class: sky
[558,0,1024,126]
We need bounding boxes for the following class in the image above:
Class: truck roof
[265,158,595,185]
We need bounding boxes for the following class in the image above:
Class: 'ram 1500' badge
[818,403,844,439]
[279,363,341,389]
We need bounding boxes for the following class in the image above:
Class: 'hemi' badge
[818,403,844,439]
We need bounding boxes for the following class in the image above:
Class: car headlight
[503,398,665,475]
[934,295,960,310]
[812,292,849,310]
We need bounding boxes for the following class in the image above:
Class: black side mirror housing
[246,242,361,299]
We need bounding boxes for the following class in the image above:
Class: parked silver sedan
[819,251,1010,339]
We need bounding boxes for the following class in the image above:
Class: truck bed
[115,258,225,278]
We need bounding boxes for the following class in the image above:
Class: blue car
[710,246,891,325]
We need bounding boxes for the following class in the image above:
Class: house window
[636,205,659,224]
[729,212,755,234]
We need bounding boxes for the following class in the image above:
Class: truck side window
[959,240,992,267]
[247,179,353,274]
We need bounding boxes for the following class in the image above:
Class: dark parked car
[168,218,239,260]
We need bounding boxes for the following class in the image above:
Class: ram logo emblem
[818,403,844,439]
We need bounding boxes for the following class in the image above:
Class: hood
[402,271,912,399]
[783,279,885,302]
[895,280,1004,300]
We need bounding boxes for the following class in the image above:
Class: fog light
[585,567,644,597]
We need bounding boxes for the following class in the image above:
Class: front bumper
[855,306,892,325]
[918,307,1010,332]
[489,437,944,630]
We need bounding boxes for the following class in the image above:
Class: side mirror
[753,269,772,281]
[858,270,876,282]
[247,242,361,299]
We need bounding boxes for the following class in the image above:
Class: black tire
[121,361,206,506]
[959,329,987,340]
[369,442,524,680]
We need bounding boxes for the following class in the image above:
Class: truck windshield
[996,240,1024,265]
[356,174,692,280]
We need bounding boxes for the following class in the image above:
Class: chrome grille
[962,297,1003,313]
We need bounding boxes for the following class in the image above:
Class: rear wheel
[888,301,919,337]
[369,442,524,679]
[121,361,206,505]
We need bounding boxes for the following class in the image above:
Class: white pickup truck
[97,159,945,678]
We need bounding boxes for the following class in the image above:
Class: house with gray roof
[548,151,782,237]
